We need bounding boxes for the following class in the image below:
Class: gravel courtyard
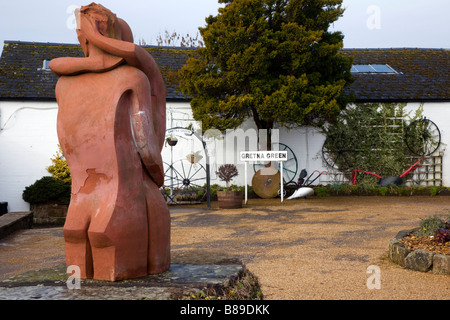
[1,196,449,300]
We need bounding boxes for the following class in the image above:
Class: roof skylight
[351,64,398,74]
[38,59,51,71]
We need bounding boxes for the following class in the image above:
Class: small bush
[216,164,239,190]
[378,186,388,196]
[430,187,440,196]
[417,215,446,237]
[315,186,329,197]
[47,145,71,183]
[22,176,71,205]
[209,184,220,200]
[434,228,450,244]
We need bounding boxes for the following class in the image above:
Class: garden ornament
[50,3,170,281]
[287,169,327,200]
[352,158,425,187]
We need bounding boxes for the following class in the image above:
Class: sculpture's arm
[49,55,124,76]
[82,18,136,60]
[80,15,166,97]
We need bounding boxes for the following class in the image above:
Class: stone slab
[389,239,410,267]
[0,212,33,240]
[0,263,244,300]
[405,249,435,272]
[433,254,450,275]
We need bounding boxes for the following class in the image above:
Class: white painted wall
[1,100,449,212]
[161,101,450,188]
[0,101,59,212]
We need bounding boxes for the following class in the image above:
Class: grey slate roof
[0,41,192,101]
[342,48,450,102]
[0,41,449,102]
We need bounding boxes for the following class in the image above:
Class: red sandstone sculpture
[50,3,170,281]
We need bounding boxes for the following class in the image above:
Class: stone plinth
[0,263,246,300]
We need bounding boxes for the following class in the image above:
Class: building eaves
[0,41,193,101]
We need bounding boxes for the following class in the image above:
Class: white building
[0,41,449,211]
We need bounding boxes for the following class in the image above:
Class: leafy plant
[322,103,423,183]
[431,216,450,244]
[22,176,71,205]
[208,184,220,200]
[417,215,446,237]
[378,187,388,196]
[430,187,440,196]
[165,135,178,147]
[216,164,239,190]
[315,185,329,197]
[47,145,71,183]
[434,228,450,244]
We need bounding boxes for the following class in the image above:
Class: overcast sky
[0,0,449,55]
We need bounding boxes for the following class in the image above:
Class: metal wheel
[253,142,298,184]
[163,159,207,203]
[405,118,441,156]
[321,133,357,171]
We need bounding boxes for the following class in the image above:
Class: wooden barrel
[217,191,243,209]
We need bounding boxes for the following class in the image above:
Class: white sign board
[240,151,288,162]
[240,151,288,204]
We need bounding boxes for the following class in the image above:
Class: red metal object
[352,158,425,185]
[352,170,383,185]
[399,158,425,178]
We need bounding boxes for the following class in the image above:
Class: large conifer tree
[179,0,353,149]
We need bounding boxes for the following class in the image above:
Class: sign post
[240,151,288,204]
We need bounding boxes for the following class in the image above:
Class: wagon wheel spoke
[405,119,441,156]
[163,159,207,202]
[253,142,298,184]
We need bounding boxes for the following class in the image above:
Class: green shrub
[417,215,446,237]
[378,186,388,196]
[430,187,440,196]
[397,187,411,196]
[47,145,71,183]
[329,184,349,195]
[315,185,329,197]
[208,184,220,200]
[410,186,428,195]
[22,176,71,205]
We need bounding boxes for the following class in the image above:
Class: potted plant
[186,150,203,164]
[165,134,178,147]
[216,164,243,209]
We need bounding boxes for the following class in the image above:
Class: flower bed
[402,234,450,255]
[390,218,450,276]
[389,234,450,275]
